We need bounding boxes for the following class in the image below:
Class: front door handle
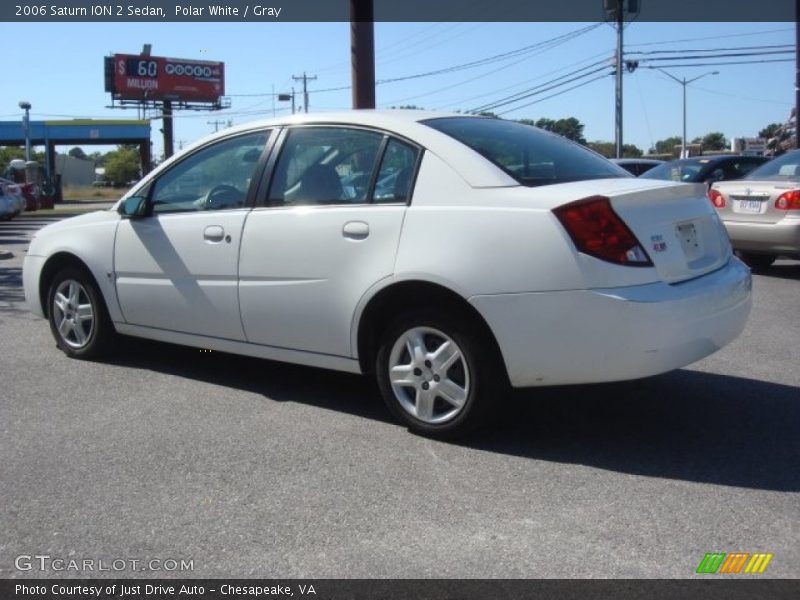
[203,225,225,243]
[342,221,369,240]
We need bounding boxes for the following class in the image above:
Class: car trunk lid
[600,180,731,284]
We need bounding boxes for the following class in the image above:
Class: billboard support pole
[162,101,174,160]
[350,0,376,109]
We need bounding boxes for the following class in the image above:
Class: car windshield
[743,150,800,181]
[640,159,710,182]
[422,117,629,187]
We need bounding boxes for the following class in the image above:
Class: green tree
[655,136,683,155]
[532,117,586,144]
[699,132,728,151]
[758,123,781,140]
[103,146,141,184]
[68,147,87,159]
[0,146,46,175]
[587,141,643,158]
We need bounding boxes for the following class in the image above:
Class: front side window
[423,117,628,187]
[150,130,270,214]
[268,127,384,206]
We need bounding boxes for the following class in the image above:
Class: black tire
[375,309,505,439]
[47,266,116,360]
[736,251,776,270]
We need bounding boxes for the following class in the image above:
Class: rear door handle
[203,225,225,243]
[343,221,369,240]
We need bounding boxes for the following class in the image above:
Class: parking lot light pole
[655,69,718,158]
[18,101,32,161]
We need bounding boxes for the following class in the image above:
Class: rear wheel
[375,310,503,438]
[736,251,776,270]
[47,267,115,359]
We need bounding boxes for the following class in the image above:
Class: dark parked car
[640,155,768,186]
[610,158,663,176]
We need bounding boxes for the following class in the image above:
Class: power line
[689,85,794,106]
[627,43,793,55]
[433,48,614,110]
[310,23,603,95]
[632,49,793,63]
[379,27,605,107]
[497,72,610,116]
[626,27,793,48]
[471,62,611,113]
[641,58,793,69]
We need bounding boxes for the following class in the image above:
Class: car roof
[611,158,663,164]
[668,155,763,165]
[169,110,518,189]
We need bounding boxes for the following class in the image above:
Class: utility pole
[292,72,317,113]
[350,0,376,109]
[614,3,624,158]
[606,0,640,158]
[208,119,226,133]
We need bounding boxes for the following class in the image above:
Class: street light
[18,101,32,161]
[655,69,718,158]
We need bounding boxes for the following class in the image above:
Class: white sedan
[23,111,752,437]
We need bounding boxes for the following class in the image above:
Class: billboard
[105,54,225,102]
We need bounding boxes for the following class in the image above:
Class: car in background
[708,149,800,269]
[23,111,751,438]
[640,155,768,187]
[0,177,26,219]
[611,158,663,176]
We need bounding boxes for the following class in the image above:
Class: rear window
[743,150,800,181]
[640,159,708,182]
[422,117,629,187]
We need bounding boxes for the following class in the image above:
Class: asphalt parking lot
[0,211,798,579]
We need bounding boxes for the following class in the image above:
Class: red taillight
[708,187,726,208]
[775,190,800,210]
[553,195,652,266]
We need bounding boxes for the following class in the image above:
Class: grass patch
[61,186,129,201]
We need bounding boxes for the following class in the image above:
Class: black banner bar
[2,579,800,600]
[2,0,796,23]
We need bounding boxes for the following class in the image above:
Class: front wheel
[47,267,115,359]
[375,310,503,438]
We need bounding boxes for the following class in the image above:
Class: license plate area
[676,221,702,261]
[735,199,763,214]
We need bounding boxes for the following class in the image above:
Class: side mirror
[119,195,147,218]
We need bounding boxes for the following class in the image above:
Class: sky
[2,21,795,158]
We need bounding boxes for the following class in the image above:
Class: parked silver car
[709,149,800,268]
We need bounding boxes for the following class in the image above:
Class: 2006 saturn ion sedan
[23,111,752,437]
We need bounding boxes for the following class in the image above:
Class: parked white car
[23,111,752,437]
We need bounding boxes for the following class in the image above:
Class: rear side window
[423,117,628,187]
[373,139,419,203]
[268,127,383,206]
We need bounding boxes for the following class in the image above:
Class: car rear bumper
[723,217,800,256]
[470,257,752,388]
